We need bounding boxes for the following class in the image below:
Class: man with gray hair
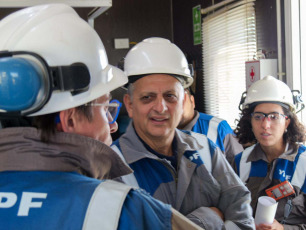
[112,37,255,230]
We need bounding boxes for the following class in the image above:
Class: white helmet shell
[243,75,295,112]
[124,37,193,88]
[0,4,127,116]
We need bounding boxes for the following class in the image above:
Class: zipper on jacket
[159,158,178,187]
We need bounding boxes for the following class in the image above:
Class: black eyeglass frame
[251,112,288,121]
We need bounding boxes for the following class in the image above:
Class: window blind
[202,0,256,127]
[285,0,306,123]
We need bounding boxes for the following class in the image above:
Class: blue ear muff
[0,57,43,111]
[0,50,90,117]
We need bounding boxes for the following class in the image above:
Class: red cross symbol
[250,67,255,82]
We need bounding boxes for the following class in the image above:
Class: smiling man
[112,37,255,230]
[125,74,184,157]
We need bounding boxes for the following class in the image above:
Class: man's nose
[153,97,167,113]
[109,121,118,133]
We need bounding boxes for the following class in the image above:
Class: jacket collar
[247,143,297,163]
[119,122,204,164]
[180,110,199,131]
[0,127,132,179]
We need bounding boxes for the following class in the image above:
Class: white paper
[255,196,278,225]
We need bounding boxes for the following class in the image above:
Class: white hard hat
[124,37,193,88]
[0,4,127,116]
[242,76,296,112]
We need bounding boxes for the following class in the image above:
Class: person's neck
[261,141,287,162]
[138,132,175,157]
[178,110,195,129]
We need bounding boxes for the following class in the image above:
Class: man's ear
[183,90,188,108]
[123,94,133,118]
[190,95,196,109]
[59,108,77,133]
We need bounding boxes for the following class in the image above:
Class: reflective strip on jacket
[0,171,175,230]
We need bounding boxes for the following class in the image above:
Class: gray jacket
[233,143,306,230]
[112,123,255,230]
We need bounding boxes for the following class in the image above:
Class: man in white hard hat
[0,5,202,230]
[112,37,255,230]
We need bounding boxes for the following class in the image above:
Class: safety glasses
[85,99,122,124]
[251,112,288,124]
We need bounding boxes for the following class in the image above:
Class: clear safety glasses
[85,99,122,124]
[251,112,288,124]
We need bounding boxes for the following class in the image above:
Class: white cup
[255,196,278,225]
